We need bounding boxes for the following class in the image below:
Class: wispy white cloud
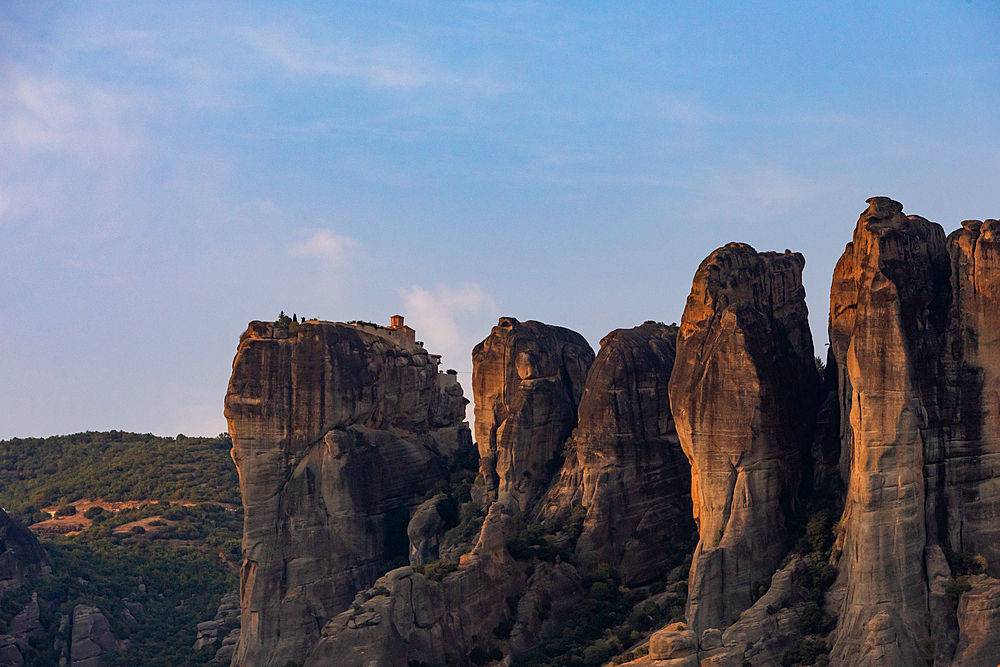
[709,164,816,213]
[400,282,500,433]
[288,229,362,265]
[655,92,722,126]
[238,25,492,91]
[400,282,498,366]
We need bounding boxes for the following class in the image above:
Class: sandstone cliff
[303,501,525,667]
[225,319,473,667]
[668,243,820,633]
[537,322,694,585]
[828,198,1000,667]
[472,317,594,513]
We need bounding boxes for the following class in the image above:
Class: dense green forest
[0,431,239,524]
[0,431,242,666]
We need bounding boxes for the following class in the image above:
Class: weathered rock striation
[225,319,474,667]
[537,322,694,585]
[828,197,951,665]
[303,501,527,667]
[828,198,1000,666]
[668,243,820,633]
[69,604,121,667]
[472,317,594,513]
[938,217,1000,575]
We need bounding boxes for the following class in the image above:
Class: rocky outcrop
[192,591,239,652]
[0,510,50,598]
[70,604,120,667]
[225,319,474,667]
[827,197,950,665]
[0,512,50,667]
[953,575,1000,667]
[649,621,698,665]
[668,243,820,632]
[827,198,1000,667]
[937,217,1000,575]
[473,317,594,512]
[537,322,694,585]
[407,495,446,567]
[303,501,525,667]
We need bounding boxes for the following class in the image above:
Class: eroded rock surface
[473,317,594,512]
[70,604,119,667]
[828,198,1000,667]
[225,320,474,667]
[304,501,525,667]
[828,197,952,665]
[0,510,50,599]
[668,243,819,632]
[937,217,1000,575]
[953,575,1000,667]
[537,322,694,585]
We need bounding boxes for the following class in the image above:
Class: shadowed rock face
[225,320,473,667]
[668,243,819,633]
[938,218,1000,574]
[472,317,595,513]
[303,501,529,667]
[828,198,1000,667]
[0,509,50,599]
[537,322,694,585]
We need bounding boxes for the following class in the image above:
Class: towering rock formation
[225,318,473,667]
[537,322,694,585]
[668,243,819,633]
[938,217,1000,575]
[828,197,950,665]
[828,198,1000,666]
[472,317,594,513]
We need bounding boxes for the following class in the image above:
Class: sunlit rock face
[536,322,694,585]
[668,242,819,633]
[472,317,594,513]
[828,198,1000,667]
[225,320,473,667]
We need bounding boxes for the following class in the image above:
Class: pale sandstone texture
[225,320,473,667]
[537,323,694,585]
[668,243,819,633]
[473,317,594,512]
[828,198,1000,667]
[827,197,949,665]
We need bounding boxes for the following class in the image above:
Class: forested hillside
[0,431,239,524]
[0,431,242,666]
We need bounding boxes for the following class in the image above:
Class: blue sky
[2,0,998,439]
